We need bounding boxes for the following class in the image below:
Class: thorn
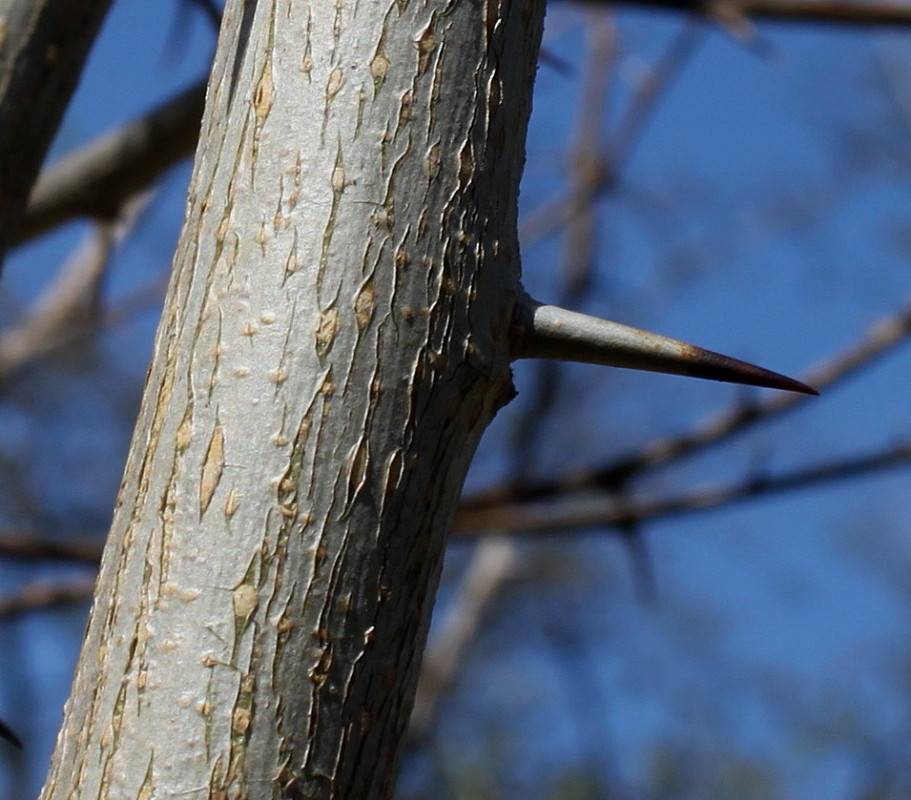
[513,300,819,396]
[619,521,658,606]
[539,47,575,76]
[708,0,777,60]
[0,718,22,749]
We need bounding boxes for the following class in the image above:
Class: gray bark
[40,0,545,797]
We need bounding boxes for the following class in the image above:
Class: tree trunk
[40,0,545,797]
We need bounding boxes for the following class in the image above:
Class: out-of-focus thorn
[539,47,575,75]
[0,718,22,749]
[513,299,819,395]
[707,0,776,58]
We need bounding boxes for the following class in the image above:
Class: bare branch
[9,442,911,561]
[0,719,22,750]
[0,533,103,564]
[0,225,113,374]
[560,15,617,300]
[520,19,703,249]
[0,195,150,379]
[0,0,114,263]
[16,80,205,245]
[455,442,911,534]
[0,576,96,618]
[605,0,911,28]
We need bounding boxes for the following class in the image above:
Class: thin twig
[0,194,151,380]
[0,533,104,564]
[562,14,617,300]
[0,225,114,375]
[520,19,703,249]
[455,441,911,534]
[7,443,911,560]
[16,80,205,245]
[409,537,520,741]
[605,0,911,28]
[0,576,96,618]
[610,17,704,177]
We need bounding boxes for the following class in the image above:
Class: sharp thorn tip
[516,301,819,396]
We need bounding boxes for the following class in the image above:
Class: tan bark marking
[200,424,225,515]
[354,280,375,332]
[224,487,240,518]
[398,90,413,126]
[346,438,370,506]
[315,306,339,357]
[300,7,313,79]
[416,23,436,76]
[176,411,193,452]
[371,51,389,90]
[284,238,299,279]
[331,164,346,192]
[424,142,441,180]
[232,583,258,622]
[253,55,274,132]
[326,67,344,104]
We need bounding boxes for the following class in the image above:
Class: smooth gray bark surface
[40,0,545,797]
[0,0,113,262]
